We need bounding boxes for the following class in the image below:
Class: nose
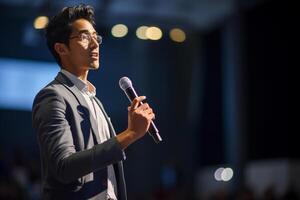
[90,36,99,48]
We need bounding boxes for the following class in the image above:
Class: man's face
[66,18,100,70]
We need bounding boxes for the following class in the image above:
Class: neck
[62,66,89,83]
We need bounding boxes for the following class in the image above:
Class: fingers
[149,113,155,120]
[137,104,155,120]
[129,96,146,112]
[128,97,155,119]
[137,103,149,111]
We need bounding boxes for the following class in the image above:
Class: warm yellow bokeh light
[136,26,149,40]
[111,24,128,38]
[146,26,162,40]
[34,16,49,29]
[169,28,186,43]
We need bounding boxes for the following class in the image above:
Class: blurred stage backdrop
[0,0,293,199]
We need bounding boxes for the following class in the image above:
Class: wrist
[116,129,140,150]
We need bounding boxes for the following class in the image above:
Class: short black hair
[45,4,96,66]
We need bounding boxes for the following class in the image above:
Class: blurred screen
[0,58,59,110]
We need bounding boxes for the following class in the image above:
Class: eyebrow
[77,29,98,35]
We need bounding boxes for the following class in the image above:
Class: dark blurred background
[0,0,293,199]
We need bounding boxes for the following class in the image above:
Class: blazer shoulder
[35,78,59,94]
[32,79,67,107]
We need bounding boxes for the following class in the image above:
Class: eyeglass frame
[69,32,102,44]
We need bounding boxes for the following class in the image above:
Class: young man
[32,5,155,200]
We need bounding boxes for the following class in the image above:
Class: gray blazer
[32,72,127,200]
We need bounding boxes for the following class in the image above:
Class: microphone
[119,77,162,144]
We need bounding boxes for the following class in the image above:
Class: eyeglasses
[69,32,102,44]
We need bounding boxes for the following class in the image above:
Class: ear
[54,43,69,56]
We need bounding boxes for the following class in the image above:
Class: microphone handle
[124,87,162,143]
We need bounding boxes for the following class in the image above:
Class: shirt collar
[60,69,96,97]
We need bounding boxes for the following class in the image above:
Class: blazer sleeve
[32,88,125,184]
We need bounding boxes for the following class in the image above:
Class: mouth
[90,52,99,59]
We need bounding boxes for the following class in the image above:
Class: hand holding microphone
[127,96,154,140]
[119,77,162,143]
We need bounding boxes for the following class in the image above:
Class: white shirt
[61,69,118,200]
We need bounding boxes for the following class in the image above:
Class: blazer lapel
[55,72,101,144]
[93,91,127,159]
[93,97,117,137]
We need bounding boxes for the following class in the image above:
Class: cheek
[70,43,89,55]
[71,48,89,61]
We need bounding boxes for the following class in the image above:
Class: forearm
[53,137,124,183]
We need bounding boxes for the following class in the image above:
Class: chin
[90,62,99,70]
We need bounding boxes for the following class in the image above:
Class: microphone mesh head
[119,77,132,90]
